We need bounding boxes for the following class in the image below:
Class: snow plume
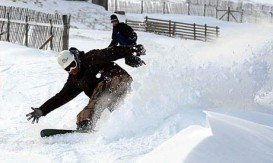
[100,23,273,140]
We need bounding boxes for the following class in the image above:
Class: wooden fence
[126,16,219,42]
[110,0,273,24]
[0,6,70,52]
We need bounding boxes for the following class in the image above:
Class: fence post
[7,12,10,42]
[204,4,206,16]
[141,0,143,14]
[3,6,6,18]
[163,2,166,14]
[204,24,207,42]
[0,7,7,40]
[240,9,244,23]
[49,19,53,50]
[269,11,273,23]
[216,0,219,18]
[145,16,148,32]
[187,0,190,15]
[173,22,176,36]
[168,20,171,36]
[227,7,230,21]
[193,23,196,40]
[115,0,117,12]
[62,15,69,50]
[25,16,29,46]
[216,26,219,37]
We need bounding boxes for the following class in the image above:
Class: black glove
[69,47,84,56]
[129,32,137,42]
[26,107,43,124]
[69,47,79,55]
[132,44,146,56]
[125,55,146,68]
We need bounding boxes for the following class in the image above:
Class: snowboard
[40,129,88,137]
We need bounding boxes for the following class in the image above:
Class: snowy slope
[1,0,273,162]
[1,15,273,162]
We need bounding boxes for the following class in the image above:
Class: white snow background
[0,0,273,163]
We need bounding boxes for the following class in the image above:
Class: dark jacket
[39,46,134,116]
[109,22,137,47]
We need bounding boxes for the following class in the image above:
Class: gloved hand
[129,32,137,42]
[69,47,79,55]
[125,55,146,68]
[26,107,43,124]
[132,44,146,56]
[69,47,84,56]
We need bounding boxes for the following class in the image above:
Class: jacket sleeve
[109,31,118,47]
[83,46,135,65]
[39,78,82,116]
[109,39,118,47]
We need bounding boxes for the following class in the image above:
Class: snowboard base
[40,129,87,137]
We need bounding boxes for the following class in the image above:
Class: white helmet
[57,50,76,69]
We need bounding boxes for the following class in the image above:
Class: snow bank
[137,111,273,163]
[1,0,112,30]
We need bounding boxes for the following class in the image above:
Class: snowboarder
[109,14,145,68]
[26,45,146,131]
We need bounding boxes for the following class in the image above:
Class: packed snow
[138,111,273,163]
[1,1,273,163]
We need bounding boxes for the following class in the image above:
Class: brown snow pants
[76,74,133,130]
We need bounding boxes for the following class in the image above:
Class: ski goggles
[64,60,77,72]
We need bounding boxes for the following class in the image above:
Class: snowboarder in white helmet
[26,45,146,131]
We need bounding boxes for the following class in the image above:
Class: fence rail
[126,16,219,42]
[0,6,70,52]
